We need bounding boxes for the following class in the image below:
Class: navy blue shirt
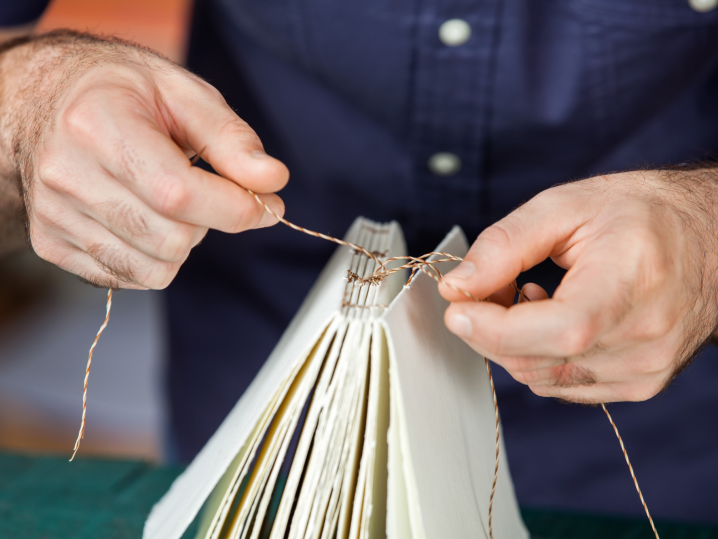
[0,1,47,26]
[6,0,718,524]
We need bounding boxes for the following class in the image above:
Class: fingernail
[257,202,283,228]
[446,261,475,280]
[447,313,472,338]
[251,150,269,159]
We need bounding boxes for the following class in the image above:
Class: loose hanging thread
[602,403,660,539]
[70,288,113,462]
[70,186,659,539]
[244,189,660,539]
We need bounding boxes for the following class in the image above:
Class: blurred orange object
[37,0,193,64]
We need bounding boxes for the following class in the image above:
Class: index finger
[445,234,634,358]
[439,185,591,302]
[161,74,289,194]
[73,92,283,233]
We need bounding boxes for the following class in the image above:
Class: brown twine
[602,403,660,538]
[246,190,660,539]
[70,288,113,461]
[68,186,659,539]
[246,190,507,537]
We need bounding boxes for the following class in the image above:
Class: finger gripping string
[247,190,502,538]
[247,190,660,539]
[72,189,660,539]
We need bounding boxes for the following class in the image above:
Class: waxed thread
[602,403,660,538]
[70,288,112,461]
[246,190,504,539]
[246,189,659,539]
[69,184,659,539]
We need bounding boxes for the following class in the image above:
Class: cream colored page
[144,218,373,539]
[290,321,367,539]
[205,331,334,539]
[382,226,529,539]
[193,425,260,539]
[390,355,426,539]
[268,321,349,539]
[386,329,411,539]
[336,324,372,539]
[357,321,390,539]
[208,370,299,539]
[223,320,338,539]
[290,223,395,539]
[339,223,394,539]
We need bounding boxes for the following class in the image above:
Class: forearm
[657,163,718,342]
[674,163,718,341]
[0,35,32,253]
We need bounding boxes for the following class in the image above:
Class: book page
[219,318,339,539]
[144,218,377,539]
[358,321,390,539]
[386,340,412,539]
[382,226,528,539]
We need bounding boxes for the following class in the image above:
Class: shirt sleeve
[0,0,50,27]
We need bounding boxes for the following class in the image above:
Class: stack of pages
[145,218,528,539]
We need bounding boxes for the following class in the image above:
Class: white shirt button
[438,19,472,47]
[428,152,462,176]
[689,0,717,12]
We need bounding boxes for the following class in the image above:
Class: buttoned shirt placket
[408,0,503,234]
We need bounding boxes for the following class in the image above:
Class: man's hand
[0,30,288,288]
[439,169,718,403]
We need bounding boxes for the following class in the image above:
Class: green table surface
[0,451,715,539]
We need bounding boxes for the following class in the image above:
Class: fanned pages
[144,218,529,539]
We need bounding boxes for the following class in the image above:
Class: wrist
[0,32,111,177]
[0,31,160,254]
[0,36,37,253]
[655,164,718,350]
[0,33,88,252]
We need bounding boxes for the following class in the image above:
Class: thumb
[160,73,289,194]
[440,188,583,302]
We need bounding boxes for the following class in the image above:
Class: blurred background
[0,0,193,462]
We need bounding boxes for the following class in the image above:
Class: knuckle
[228,207,259,233]
[141,261,180,290]
[30,233,67,267]
[227,214,244,234]
[639,312,675,342]
[62,94,103,140]
[217,117,257,144]
[557,322,595,356]
[157,225,194,261]
[476,224,512,254]
[101,200,150,239]
[196,78,224,101]
[88,243,135,284]
[533,185,566,205]
[31,205,58,229]
[30,235,53,262]
[484,328,508,357]
[622,381,662,402]
[36,154,73,194]
[509,367,540,386]
[528,384,553,398]
[499,356,522,372]
[152,176,189,217]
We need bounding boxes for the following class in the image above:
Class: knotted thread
[245,189,659,539]
[71,189,659,539]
